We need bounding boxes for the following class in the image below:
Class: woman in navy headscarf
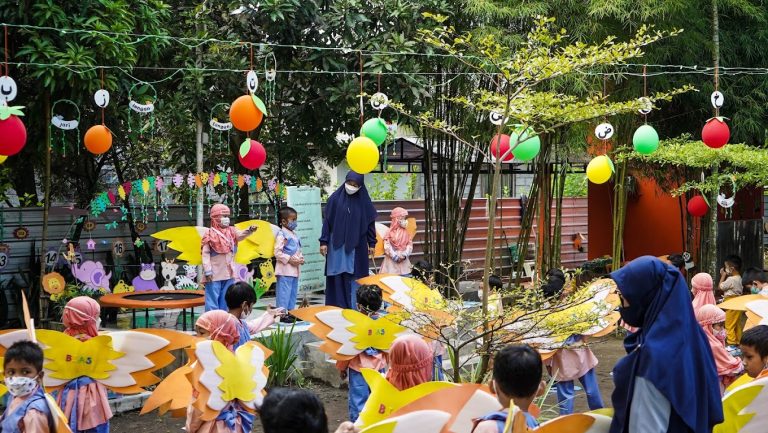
[320,171,377,309]
[609,256,723,433]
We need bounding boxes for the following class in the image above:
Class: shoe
[280,315,298,324]
[726,345,742,357]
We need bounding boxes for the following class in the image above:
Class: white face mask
[219,217,231,227]
[96,317,102,330]
[398,219,408,228]
[345,184,360,195]
[5,375,38,397]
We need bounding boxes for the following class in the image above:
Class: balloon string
[642,64,648,123]
[714,63,720,117]
[100,68,105,125]
[250,43,254,71]
[3,25,8,76]
[359,51,364,128]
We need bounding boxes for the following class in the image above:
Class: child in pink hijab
[386,335,434,391]
[695,304,743,393]
[691,272,716,310]
[380,207,413,276]
[58,296,113,432]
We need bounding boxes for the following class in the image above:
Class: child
[260,388,357,433]
[691,272,715,309]
[740,325,768,379]
[275,206,304,323]
[719,255,744,347]
[380,207,413,276]
[541,268,566,299]
[741,267,768,295]
[57,297,112,433]
[225,281,284,350]
[1,341,55,433]
[412,260,445,381]
[549,334,604,415]
[386,335,433,391]
[473,344,543,432]
[336,285,388,422]
[695,304,743,393]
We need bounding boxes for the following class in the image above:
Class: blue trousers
[204,278,234,311]
[348,368,380,422]
[434,355,444,381]
[326,273,360,309]
[556,368,604,415]
[276,276,299,311]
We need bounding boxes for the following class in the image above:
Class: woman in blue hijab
[609,256,723,433]
[320,171,378,309]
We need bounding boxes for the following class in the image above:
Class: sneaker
[726,345,742,357]
[280,314,298,324]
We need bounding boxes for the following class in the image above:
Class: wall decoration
[71,260,112,293]
[42,272,66,295]
[160,260,178,291]
[127,82,157,139]
[132,263,160,292]
[49,99,80,156]
[0,243,9,270]
[208,103,232,152]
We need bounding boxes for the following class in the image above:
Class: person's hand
[368,246,375,256]
[320,245,328,256]
[248,225,257,232]
[267,305,286,318]
[339,370,348,380]
[289,256,301,266]
[299,256,305,265]
[204,274,212,283]
[334,421,359,433]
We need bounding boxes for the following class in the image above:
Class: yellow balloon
[586,155,613,184]
[346,136,379,174]
[0,155,7,164]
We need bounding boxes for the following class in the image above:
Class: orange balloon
[229,95,263,132]
[84,125,113,155]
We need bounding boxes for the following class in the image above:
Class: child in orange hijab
[386,335,434,391]
[57,296,112,433]
[379,207,413,276]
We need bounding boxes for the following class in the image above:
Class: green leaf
[251,94,269,117]
[239,139,251,158]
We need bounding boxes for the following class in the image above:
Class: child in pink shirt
[274,206,304,323]
[1,341,56,433]
[379,207,413,276]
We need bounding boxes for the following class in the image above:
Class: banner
[286,186,324,292]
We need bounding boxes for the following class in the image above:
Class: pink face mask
[714,328,726,344]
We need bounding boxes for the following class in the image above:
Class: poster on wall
[286,186,324,293]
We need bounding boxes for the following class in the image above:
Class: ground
[111,337,625,432]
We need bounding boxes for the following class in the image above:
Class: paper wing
[715,376,768,433]
[360,410,452,433]
[407,217,417,240]
[536,414,597,433]
[152,226,207,265]
[374,222,390,257]
[719,295,768,312]
[357,275,445,312]
[235,220,281,262]
[140,357,195,417]
[744,300,768,331]
[45,393,74,433]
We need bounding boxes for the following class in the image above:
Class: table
[98,290,205,331]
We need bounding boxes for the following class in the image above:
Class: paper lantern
[687,195,709,217]
[360,118,388,147]
[632,124,659,155]
[0,115,27,156]
[84,125,113,155]
[346,136,379,174]
[510,127,541,162]
[490,134,512,162]
[586,155,613,184]
[238,139,266,170]
[702,117,729,149]
[229,95,263,132]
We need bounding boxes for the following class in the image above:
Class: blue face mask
[286,221,297,231]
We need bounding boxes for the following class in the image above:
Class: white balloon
[246,70,258,93]
[94,89,110,108]
[0,76,18,102]
[710,91,724,109]
[594,122,614,140]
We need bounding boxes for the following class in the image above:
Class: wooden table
[98,290,205,331]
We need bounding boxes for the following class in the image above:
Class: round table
[98,290,205,331]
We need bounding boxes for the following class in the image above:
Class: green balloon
[360,118,388,147]
[633,124,659,155]
[511,127,541,162]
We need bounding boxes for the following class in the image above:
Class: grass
[257,323,304,387]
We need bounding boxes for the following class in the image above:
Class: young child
[473,344,543,432]
[57,297,112,433]
[691,272,716,309]
[274,206,304,323]
[541,268,566,299]
[695,304,743,393]
[741,267,768,295]
[740,325,768,379]
[549,334,604,415]
[719,255,744,347]
[260,388,357,433]
[386,335,433,391]
[1,341,56,433]
[412,260,445,381]
[225,281,285,350]
[336,285,388,422]
[380,207,413,276]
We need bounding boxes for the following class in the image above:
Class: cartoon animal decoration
[184,264,198,280]
[259,260,276,289]
[132,263,160,292]
[234,263,255,286]
[112,280,135,294]
[160,259,179,291]
[71,260,112,293]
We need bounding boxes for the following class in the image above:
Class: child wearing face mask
[1,340,56,433]
[379,207,413,276]
[274,206,304,322]
[225,281,285,350]
[740,325,768,379]
[54,296,112,433]
[695,304,743,394]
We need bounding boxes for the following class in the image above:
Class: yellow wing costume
[151,220,280,265]
[373,218,417,257]
[358,275,445,313]
[718,294,768,311]
[715,376,768,433]
[360,410,453,433]
[742,300,768,332]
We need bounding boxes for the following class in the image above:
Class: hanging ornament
[173,173,184,188]
[49,99,80,156]
[594,123,614,141]
[209,103,232,152]
[264,52,277,108]
[632,124,659,155]
[127,82,157,140]
[489,111,507,126]
[13,226,29,240]
[711,91,724,110]
[370,92,389,110]
[0,74,26,157]
[717,176,736,218]
[86,71,113,155]
[346,136,379,174]
[86,238,96,251]
[637,97,653,115]
[490,134,512,162]
[238,139,267,170]
[230,94,263,132]
[687,195,709,217]
[586,155,614,184]
[702,117,730,149]
[360,118,388,147]
[509,125,541,162]
[0,244,9,270]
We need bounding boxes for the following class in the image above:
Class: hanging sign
[43,247,58,268]
[0,244,9,270]
[112,239,126,257]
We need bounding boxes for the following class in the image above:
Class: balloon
[632,124,659,155]
[0,155,6,164]
[586,155,613,184]
[687,195,709,217]
[360,118,388,147]
[702,117,729,149]
[84,125,113,155]
[346,136,379,174]
[238,139,267,170]
[229,94,263,132]
[0,115,27,156]
[490,134,512,162]
[511,127,541,162]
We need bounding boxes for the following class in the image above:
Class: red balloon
[702,118,730,149]
[0,115,27,156]
[687,195,709,217]
[238,139,266,170]
[490,134,513,162]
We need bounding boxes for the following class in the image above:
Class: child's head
[488,275,503,291]
[62,296,101,338]
[492,344,543,407]
[260,387,328,433]
[695,304,727,341]
[386,335,433,391]
[741,325,768,378]
[279,206,298,229]
[195,310,240,350]
[412,260,434,284]
[724,254,742,275]
[356,284,382,314]
[666,254,686,271]
[3,340,44,397]
[226,281,257,319]
[741,267,768,294]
